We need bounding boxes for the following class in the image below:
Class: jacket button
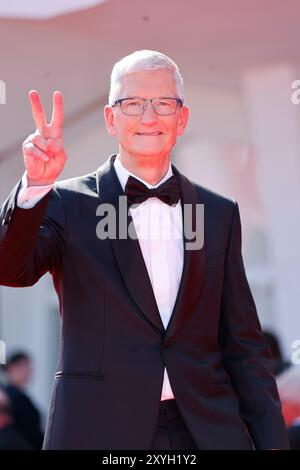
[162,339,174,349]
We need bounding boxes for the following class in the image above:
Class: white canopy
[0,0,107,19]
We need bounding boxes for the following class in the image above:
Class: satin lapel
[95,154,164,334]
[163,165,206,346]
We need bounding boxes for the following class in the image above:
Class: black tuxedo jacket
[0,154,289,449]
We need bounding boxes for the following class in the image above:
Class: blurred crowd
[0,352,44,450]
[263,330,300,449]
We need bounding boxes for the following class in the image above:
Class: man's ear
[177,105,189,137]
[104,105,118,136]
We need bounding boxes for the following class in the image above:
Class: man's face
[104,69,189,161]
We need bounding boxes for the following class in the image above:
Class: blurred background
[0,0,300,443]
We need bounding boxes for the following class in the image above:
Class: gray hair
[108,50,184,105]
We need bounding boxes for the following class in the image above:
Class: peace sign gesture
[22,90,67,186]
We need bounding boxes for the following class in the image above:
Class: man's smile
[136,132,162,136]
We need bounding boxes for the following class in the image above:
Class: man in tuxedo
[0,50,289,449]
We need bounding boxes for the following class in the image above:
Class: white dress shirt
[17,155,184,400]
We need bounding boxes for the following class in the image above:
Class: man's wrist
[17,173,54,209]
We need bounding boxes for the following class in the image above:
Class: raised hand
[22,90,67,186]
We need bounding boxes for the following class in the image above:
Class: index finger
[28,90,47,134]
[50,90,64,137]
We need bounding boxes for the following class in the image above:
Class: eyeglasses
[111,97,183,116]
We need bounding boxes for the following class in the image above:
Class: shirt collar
[114,154,173,192]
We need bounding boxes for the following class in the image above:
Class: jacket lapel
[96,155,165,333]
[95,155,206,342]
[164,164,206,346]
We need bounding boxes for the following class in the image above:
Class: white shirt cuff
[17,172,54,209]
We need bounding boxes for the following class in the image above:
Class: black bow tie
[125,174,181,207]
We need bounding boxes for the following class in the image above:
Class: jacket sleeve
[219,201,289,449]
[0,179,67,287]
